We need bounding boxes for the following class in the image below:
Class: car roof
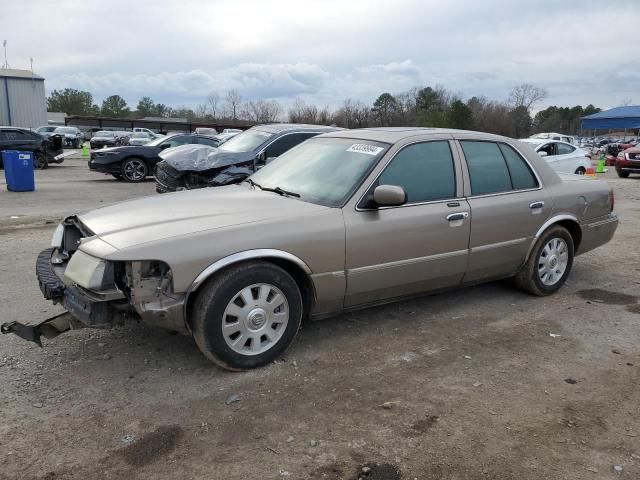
[251,123,341,134]
[319,127,512,144]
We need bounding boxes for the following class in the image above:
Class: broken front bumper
[35,248,117,327]
[1,248,123,346]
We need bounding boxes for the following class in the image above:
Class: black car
[154,124,340,193]
[0,127,64,169]
[89,131,122,149]
[89,133,222,182]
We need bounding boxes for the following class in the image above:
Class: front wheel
[192,261,303,370]
[515,225,574,296]
[574,167,586,175]
[34,152,48,169]
[121,158,148,182]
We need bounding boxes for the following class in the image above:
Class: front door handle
[529,201,545,209]
[446,212,469,222]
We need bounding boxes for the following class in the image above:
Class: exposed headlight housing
[63,250,107,290]
[51,224,64,248]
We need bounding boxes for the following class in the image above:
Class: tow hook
[1,312,83,347]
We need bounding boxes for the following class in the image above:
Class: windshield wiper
[245,179,300,198]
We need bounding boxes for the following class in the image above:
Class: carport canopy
[581,105,640,130]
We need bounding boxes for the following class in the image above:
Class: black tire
[73,140,80,149]
[121,157,148,182]
[192,261,303,370]
[34,151,48,169]
[515,225,574,296]
[574,167,586,175]
[616,170,630,178]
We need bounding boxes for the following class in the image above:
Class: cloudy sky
[2,0,639,111]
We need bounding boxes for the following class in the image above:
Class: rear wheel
[192,261,303,370]
[121,157,148,182]
[616,170,630,178]
[574,167,586,175]
[515,225,574,296]
[34,152,48,169]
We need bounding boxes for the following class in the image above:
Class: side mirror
[538,151,548,157]
[373,185,407,207]
[255,150,267,166]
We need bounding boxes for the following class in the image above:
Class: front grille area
[155,162,185,192]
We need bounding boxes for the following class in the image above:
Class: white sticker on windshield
[346,144,384,156]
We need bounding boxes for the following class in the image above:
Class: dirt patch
[118,425,183,467]
[409,415,439,435]
[576,288,637,305]
[309,463,348,479]
[350,463,402,480]
[626,304,640,314]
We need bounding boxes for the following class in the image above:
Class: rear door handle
[529,201,545,209]
[446,212,469,222]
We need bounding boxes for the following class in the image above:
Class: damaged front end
[1,217,187,347]
[154,144,257,193]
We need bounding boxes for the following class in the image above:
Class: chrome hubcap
[124,160,146,180]
[538,238,569,286]
[222,283,289,355]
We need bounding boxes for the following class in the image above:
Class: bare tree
[508,84,548,110]
[288,98,319,124]
[317,106,331,125]
[207,92,220,121]
[224,89,242,121]
[243,99,282,123]
[194,104,208,119]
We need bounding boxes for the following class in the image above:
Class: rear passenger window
[378,141,456,203]
[556,143,575,155]
[460,141,511,195]
[498,144,538,190]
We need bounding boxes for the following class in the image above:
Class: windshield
[95,131,114,137]
[248,138,389,207]
[219,129,273,153]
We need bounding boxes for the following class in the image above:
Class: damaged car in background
[0,126,64,169]
[1,128,618,371]
[154,124,339,193]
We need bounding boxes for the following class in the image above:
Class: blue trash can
[2,150,35,192]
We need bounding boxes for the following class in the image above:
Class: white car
[530,132,576,145]
[519,139,592,175]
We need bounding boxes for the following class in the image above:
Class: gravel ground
[0,156,638,480]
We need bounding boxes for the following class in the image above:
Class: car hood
[78,185,331,251]
[165,148,255,172]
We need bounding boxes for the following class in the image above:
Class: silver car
[128,132,154,146]
[2,128,618,370]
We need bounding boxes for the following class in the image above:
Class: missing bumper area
[1,312,85,347]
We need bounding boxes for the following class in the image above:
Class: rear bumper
[577,213,619,255]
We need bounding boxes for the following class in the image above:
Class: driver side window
[265,133,317,158]
[539,143,556,156]
[165,135,193,148]
[377,141,456,203]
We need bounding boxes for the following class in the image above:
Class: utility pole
[2,40,9,69]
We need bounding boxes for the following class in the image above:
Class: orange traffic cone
[585,167,596,177]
